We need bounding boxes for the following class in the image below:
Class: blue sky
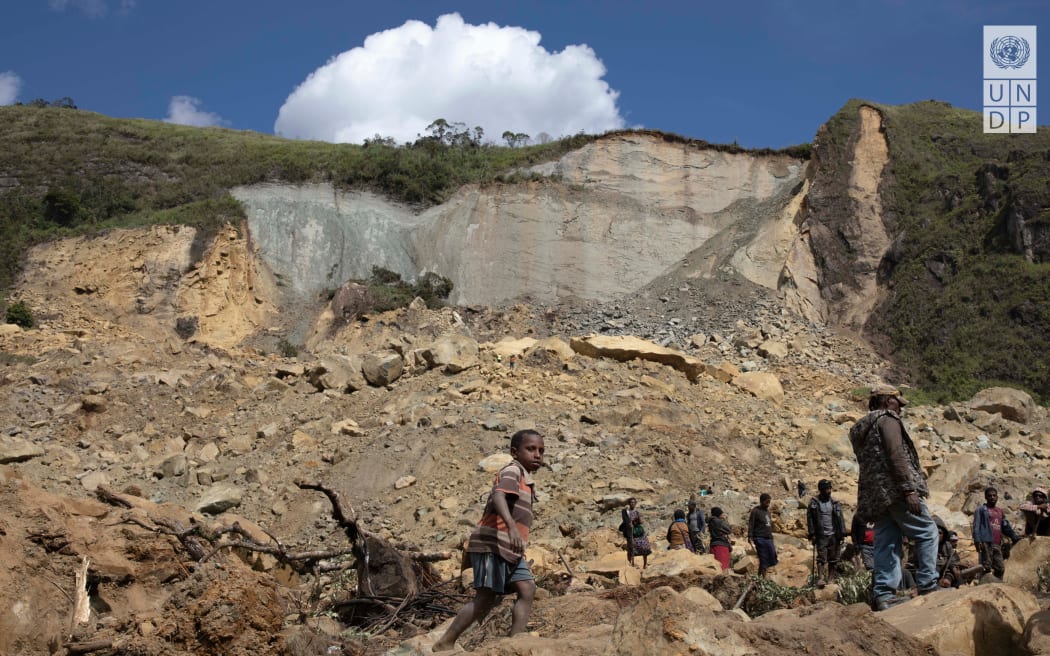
[1,1,1046,148]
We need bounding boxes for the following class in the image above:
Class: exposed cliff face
[230,185,421,296]
[779,105,892,330]
[15,224,277,351]
[9,103,1048,400]
[786,100,1050,401]
[234,134,806,306]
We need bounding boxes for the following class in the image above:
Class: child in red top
[435,429,545,651]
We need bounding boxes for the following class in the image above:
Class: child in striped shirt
[435,429,545,651]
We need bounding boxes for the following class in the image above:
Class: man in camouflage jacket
[849,384,938,610]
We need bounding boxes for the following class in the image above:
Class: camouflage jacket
[849,409,928,521]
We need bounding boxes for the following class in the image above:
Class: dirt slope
[1,225,1048,655]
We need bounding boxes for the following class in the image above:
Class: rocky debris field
[3,245,1050,655]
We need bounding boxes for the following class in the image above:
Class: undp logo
[983,26,1037,134]
[990,36,1031,70]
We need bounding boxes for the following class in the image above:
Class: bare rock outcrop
[421,332,479,373]
[968,386,1036,424]
[233,134,805,306]
[780,104,891,330]
[569,334,705,382]
[881,584,1038,656]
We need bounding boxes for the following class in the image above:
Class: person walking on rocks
[1020,487,1050,536]
[748,493,778,577]
[709,507,733,570]
[434,429,545,651]
[807,479,847,586]
[686,499,707,554]
[620,498,641,566]
[666,509,696,552]
[973,486,1018,579]
[630,515,653,568]
[849,384,939,611]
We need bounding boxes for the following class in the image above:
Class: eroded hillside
[233,133,806,307]
[2,221,1050,654]
[3,102,1050,655]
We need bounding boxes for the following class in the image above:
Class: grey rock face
[234,135,804,307]
[232,185,421,296]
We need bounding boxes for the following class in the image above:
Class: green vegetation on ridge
[0,105,591,293]
[834,100,1050,403]
[0,105,809,299]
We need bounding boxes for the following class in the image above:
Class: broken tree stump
[296,480,423,598]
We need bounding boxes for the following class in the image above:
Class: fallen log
[64,638,114,655]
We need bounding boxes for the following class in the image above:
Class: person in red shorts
[435,429,545,651]
[708,507,734,570]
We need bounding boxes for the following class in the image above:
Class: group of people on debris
[433,381,1049,650]
[850,384,1049,610]
[616,490,785,578]
[616,496,736,571]
[616,383,1050,608]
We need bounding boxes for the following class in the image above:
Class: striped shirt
[466,461,536,564]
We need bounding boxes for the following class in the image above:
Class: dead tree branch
[94,485,135,508]
[64,638,115,655]
[295,480,361,543]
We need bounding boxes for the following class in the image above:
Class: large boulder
[196,483,245,515]
[421,332,479,373]
[881,583,1038,656]
[608,586,752,655]
[1023,609,1050,655]
[640,548,724,580]
[609,587,933,656]
[477,453,513,472]
[731,371,784,404]
[525,336,575,364]
[362,350,404,386]
[489,336,537,358]
[704,360,740,383]
[807,423,852,459]
[306,354,366,392]
[570,335,705,382]
[968,386,1036,424]
[1004,536,1050,591]
[328,281,373,322]
[926,453,981,509]
[0,435,46,464]
[757,339,788,359]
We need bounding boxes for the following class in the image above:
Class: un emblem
[989,35,1031,69]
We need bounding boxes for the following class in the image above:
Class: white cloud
[164,95,226,128]
[274,13,624,144]
[0,71,22,106]
[48,0,135,17]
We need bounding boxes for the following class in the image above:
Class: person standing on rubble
[849,384,939,611]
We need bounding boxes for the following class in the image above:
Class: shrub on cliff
[363,267,454,312]
[5,301,34,328]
